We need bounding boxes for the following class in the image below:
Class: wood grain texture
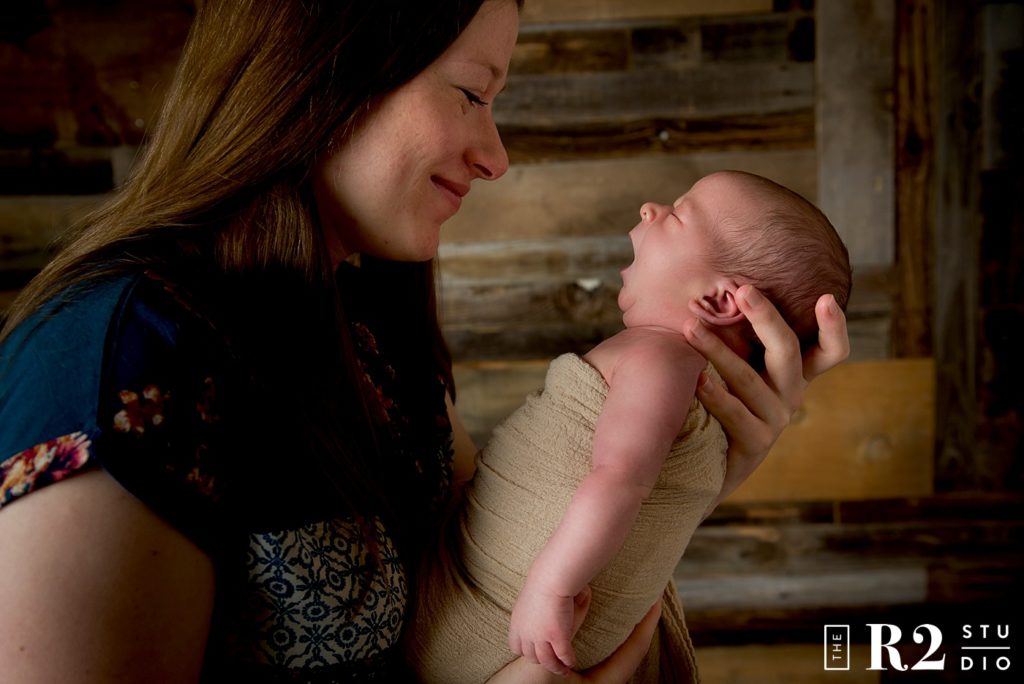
[0,195,101,279]
[519,0,773,25]
[730,358,934,503]
[496,64,813,126]
[440,236,893,361]
[0,1,193,148]
[678,495,1023,643]
[816,0,896,267]
[894,0,936,357]
[452,358,929,506]
[694,644,879,684]
[441,149,817,243]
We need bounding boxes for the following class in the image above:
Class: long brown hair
[3,0,520,533]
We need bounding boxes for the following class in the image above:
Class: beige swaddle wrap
[407,353,727,683]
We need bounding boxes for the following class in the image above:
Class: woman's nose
[467,115,510,181]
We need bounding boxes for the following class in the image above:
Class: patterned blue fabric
[0,270,453,681]
[0,276,128,463]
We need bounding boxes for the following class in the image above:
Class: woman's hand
[684,286,850,509]
[488,592,661,683]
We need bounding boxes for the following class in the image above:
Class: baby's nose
[639,202,661,222]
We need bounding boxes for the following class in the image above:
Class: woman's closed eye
[458,87,489,107]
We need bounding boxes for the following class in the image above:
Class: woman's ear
[686,283,746,326]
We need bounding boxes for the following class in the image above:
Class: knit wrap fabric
[406,353,726,683]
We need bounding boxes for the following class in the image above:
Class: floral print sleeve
[0,272,237,556]
[94,272,237,556]
[1,276,133,511]
[1,432,92,507]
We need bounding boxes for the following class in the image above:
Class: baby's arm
[509,338,704,675]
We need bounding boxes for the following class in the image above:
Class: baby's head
[619,170,851,365]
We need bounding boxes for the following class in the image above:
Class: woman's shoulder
[0,273,144,460]
[0,269,234,514]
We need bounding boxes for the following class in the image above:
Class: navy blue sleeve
[1,277,132,510]
[94,273,239,558]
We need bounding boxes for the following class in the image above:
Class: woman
[0,0,849,681]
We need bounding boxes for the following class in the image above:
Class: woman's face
[314,0,519,264]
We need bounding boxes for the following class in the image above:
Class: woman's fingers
[735,285,806,414]
[693,371,774,453]
[536,642,568,676]
[684,316,785,429]
[803,294,851,380]
[686,287,853,512]
[584,601,661,682]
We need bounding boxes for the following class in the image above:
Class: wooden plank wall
[443,1,1022,678]
[1,2,1020,681]
[443,0,895,435]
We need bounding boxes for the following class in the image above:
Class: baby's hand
[508,581,580,676]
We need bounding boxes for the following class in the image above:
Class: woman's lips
[432,176,469,213]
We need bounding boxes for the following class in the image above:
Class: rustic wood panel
[677,495,1024,644]
[496,63,813,126]
[933,0,983,491]
[453,358,929,507]
[976,6,1024,493]
[519,0,773,25]
[442,149,817,243]
[694,644,879,684]
[680,516,1020,582]
[680,566,929,611]
[894,0,936,358]
[0,0,193,149]
[0,195,100,282]
[816,0,895,267]
[440,235,893,361]
[731,358,934,503]
[501,10,815,161]
[510,27,631,75]
[0,147,114,195]
[501,111,815,163]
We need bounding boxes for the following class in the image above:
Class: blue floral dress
[0,267,454,682]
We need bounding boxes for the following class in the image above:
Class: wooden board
[502,9,815,161]
[0,1,193,148]
[894,0,936,357]
[695,644,879,683]
[677,495,1023,642]
[730,358,934,502]
[520,0,773,25]
[441,149,817,243]
[496,64,813,126]
[439,236,893,360]
[815,0,897,266]
[0,195,101,277]
[452,359,933,503]
[815,0,896,267]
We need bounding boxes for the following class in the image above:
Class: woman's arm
[0,469,215,682]
[446,393,479,495]
[684,288,850,508]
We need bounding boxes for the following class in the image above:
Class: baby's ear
[687,284,746,326]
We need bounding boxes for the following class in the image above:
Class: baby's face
[618,173,752,330]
